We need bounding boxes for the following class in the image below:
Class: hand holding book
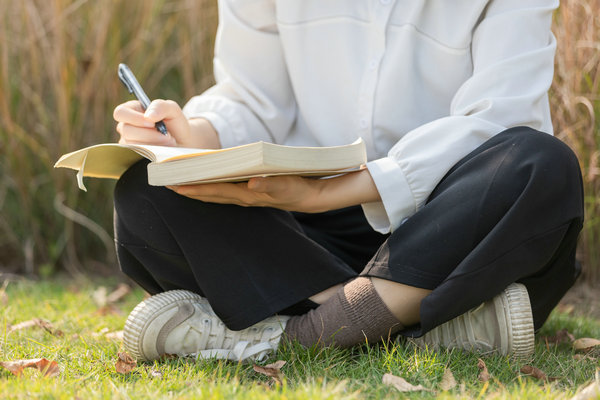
[168,168,380,214]
[56,96,376,212]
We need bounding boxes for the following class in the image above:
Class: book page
[145,145,221,162]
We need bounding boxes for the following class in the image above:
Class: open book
[55,139,367,191]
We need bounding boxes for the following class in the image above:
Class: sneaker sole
[124,290,208,361]
[503,283,535,358]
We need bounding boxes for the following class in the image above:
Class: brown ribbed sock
[284,277,403,348]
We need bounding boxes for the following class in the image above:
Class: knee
[504,127,579,171]
[113,160,227,231]
[498,127,583,214]
[113,160,179,254]
[509,127,580,183]
[113,160,167,236]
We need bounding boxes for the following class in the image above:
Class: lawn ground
[0,278,598,399]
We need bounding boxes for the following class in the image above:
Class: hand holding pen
[118,63,168,135]
[114,64,189,147]
[113,63,220,149]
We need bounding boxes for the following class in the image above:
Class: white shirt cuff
[363,157,416,233]
[183,96,254,149]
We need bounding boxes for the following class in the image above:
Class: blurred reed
[0,0,599,284]
[0,0,217,277]
[551,0,600,283]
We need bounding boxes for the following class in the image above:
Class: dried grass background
[0,0,218,277]
[0,1,599,283]
[551,0,600,283]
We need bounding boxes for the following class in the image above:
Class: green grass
[0,280,598,399]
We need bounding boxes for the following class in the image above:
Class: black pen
[118,63,168,135]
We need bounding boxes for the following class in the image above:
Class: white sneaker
[412,283,535,358]
[123,290,289,362]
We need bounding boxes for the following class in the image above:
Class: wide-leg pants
[113,127,584,335]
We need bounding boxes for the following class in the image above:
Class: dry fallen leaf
[148,368,163,379]
[92,286,108,308]
[94,284,131,308]
[543,328,576,345]
[573,338,600,352]
[557,328,575,342]
[382,373,431,392]
[440,368,457,391]
[106,283,131,304]
[520,365,550,381]
[115,352,136,374]
[92,329,124,341]
[8,320,38,332]
[95,305,123,316]
[253,360,286,385]
[104,330,124,341]
[570,371,600,400]
[477,358,490,382]
[574,353,598,362]
[0,358,60,377]
[8,318,63,337]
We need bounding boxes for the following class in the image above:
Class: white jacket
[183,0,557,233]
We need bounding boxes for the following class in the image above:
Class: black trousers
[113,127,584,335]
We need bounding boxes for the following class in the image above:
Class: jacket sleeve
[182,0,296,149]
[362,0,559,233]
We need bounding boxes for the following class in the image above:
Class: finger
[172,182,242,198]
[144,99,182,121]
[171,183,262,205]
[118,123,176,146]
[113,101,154,127]
[118,100,145,113]
[248,176,299,194]
[247,177,271,193]
[168,188,239,204]
[144,99,190,139]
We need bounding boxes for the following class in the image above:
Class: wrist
[188,118,221,149]
[308,169,381,213]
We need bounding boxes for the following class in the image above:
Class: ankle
[284,277,404,348]
[370,277,431,325]
[309,283,343,304]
